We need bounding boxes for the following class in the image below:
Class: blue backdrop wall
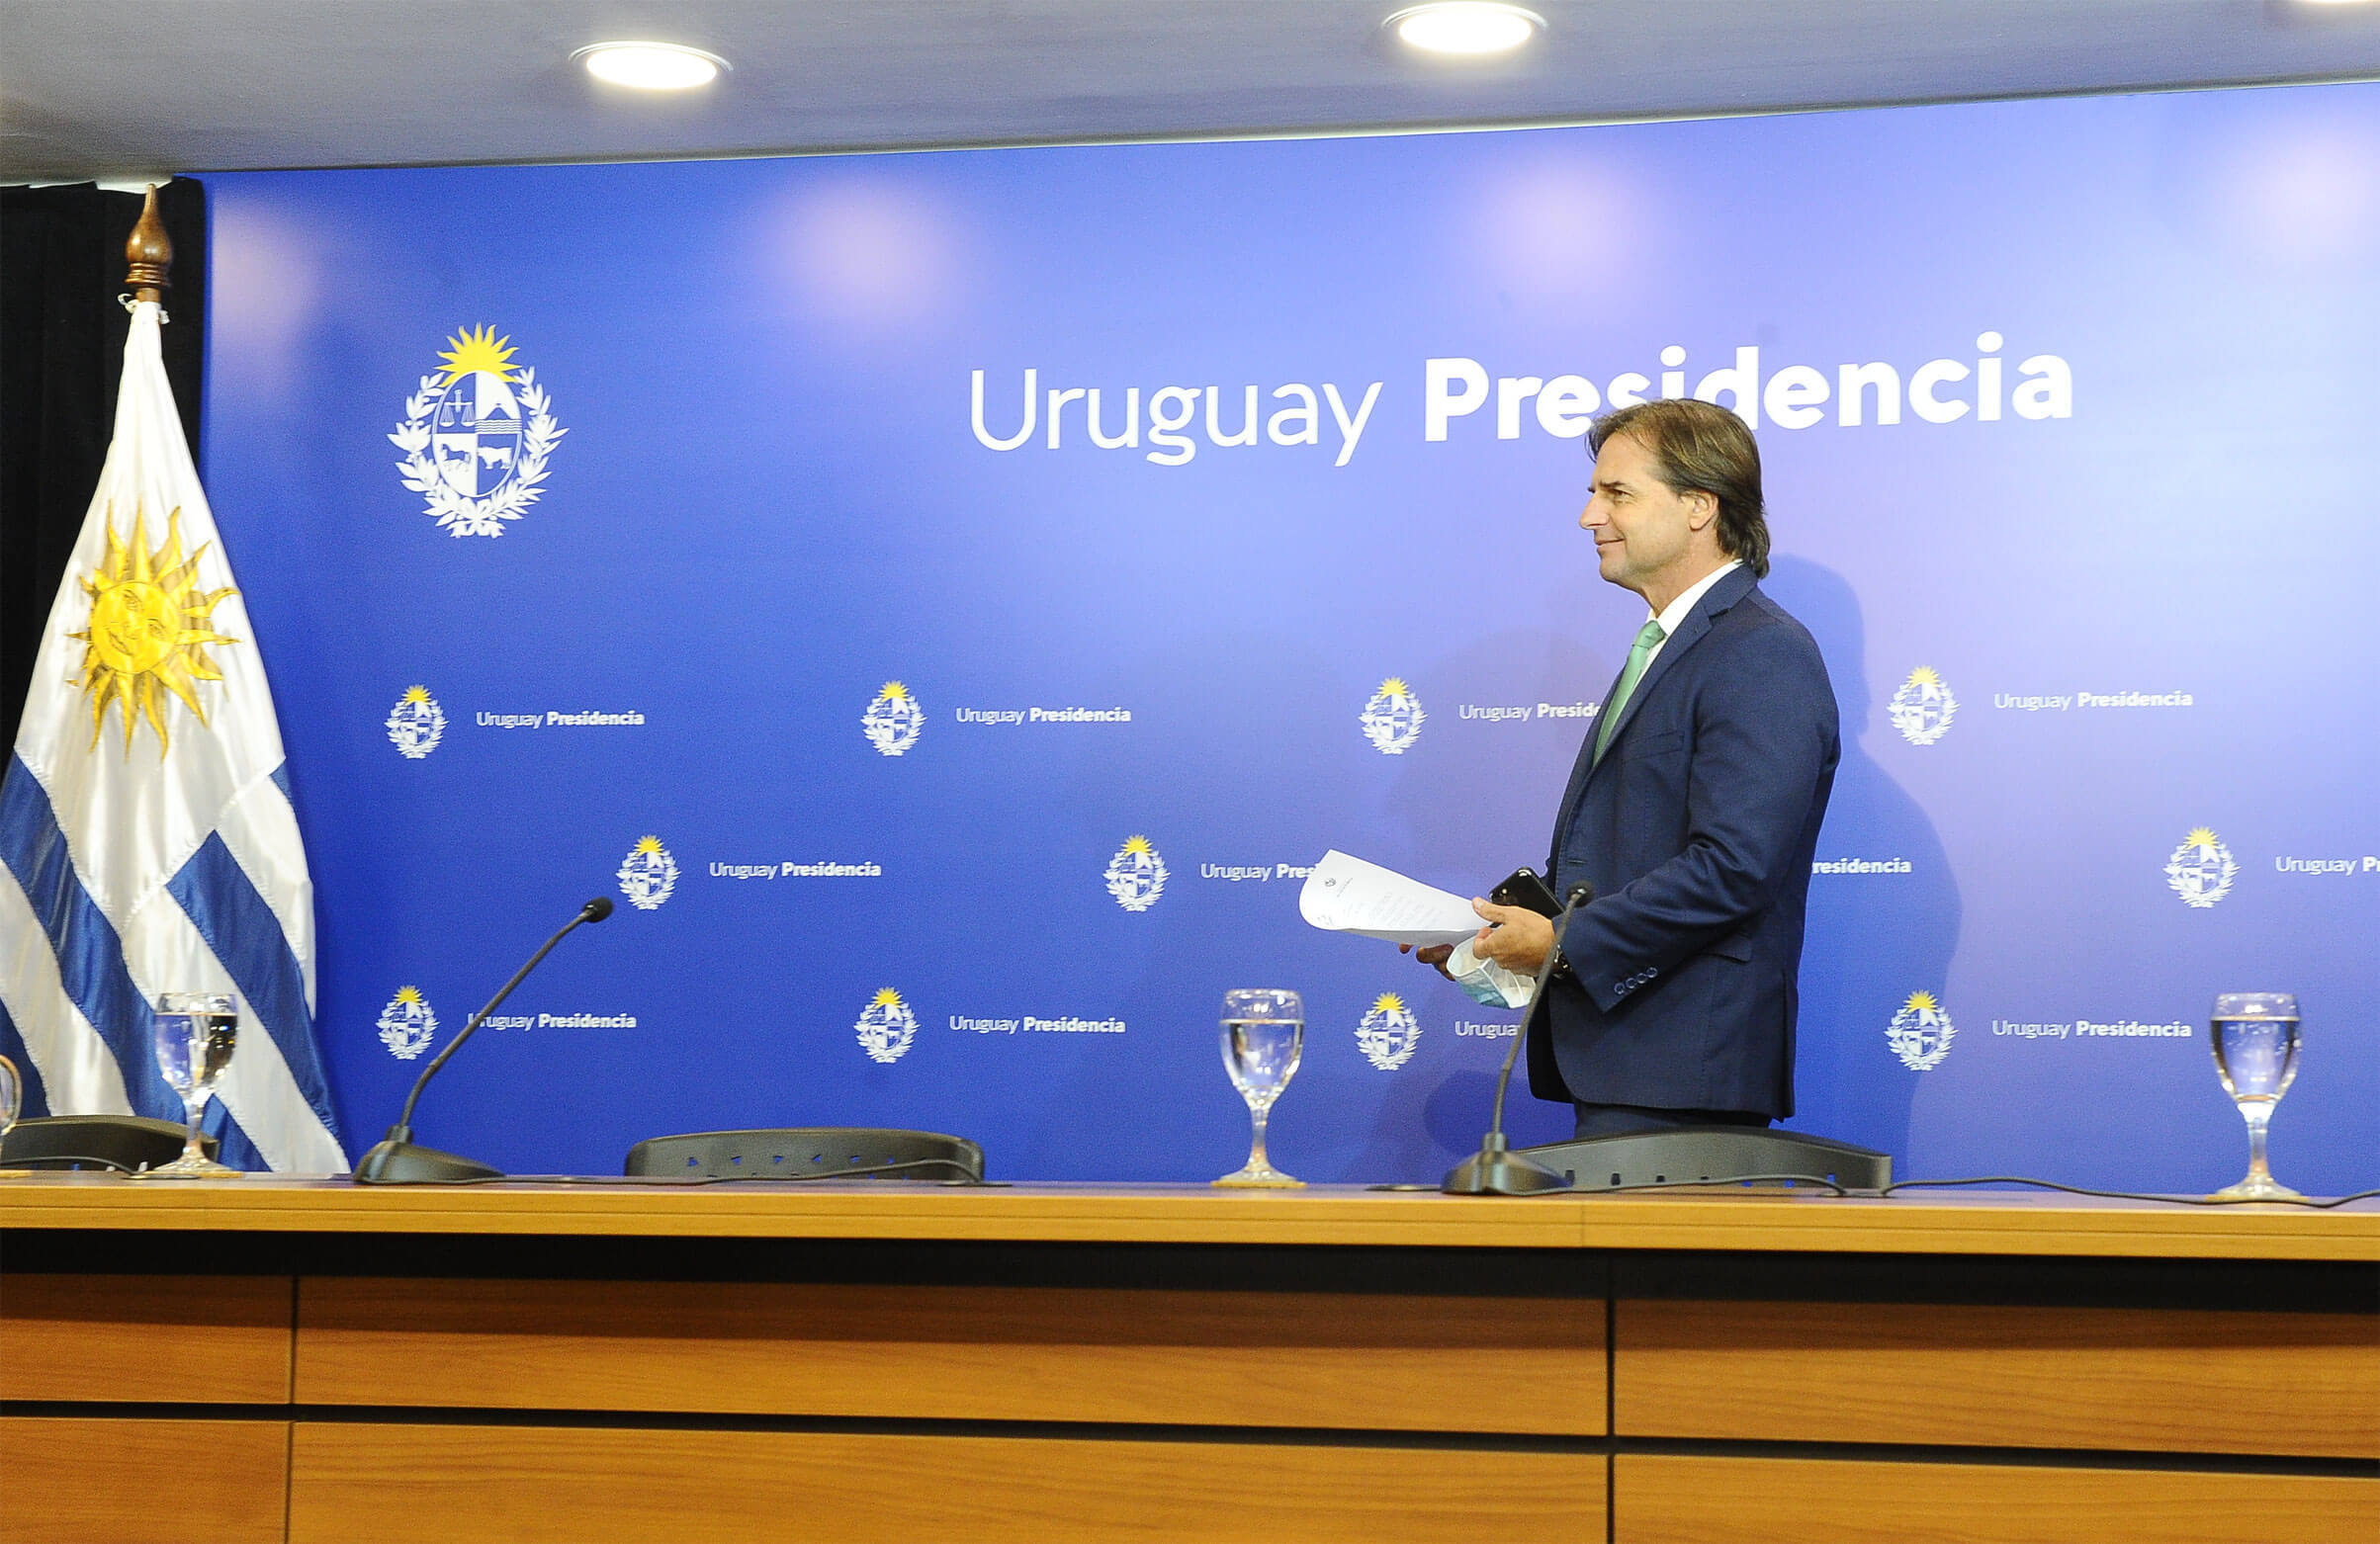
[201,82,2378,1191]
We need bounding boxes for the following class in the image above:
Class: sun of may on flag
[0,217,344,1173]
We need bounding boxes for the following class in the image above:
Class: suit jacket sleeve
[1556,620,1836,1013]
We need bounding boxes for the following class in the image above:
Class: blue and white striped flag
[0,297,344,1172]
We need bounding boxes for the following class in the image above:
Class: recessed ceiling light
[1387,3,1546,56]
[573,41,729,91]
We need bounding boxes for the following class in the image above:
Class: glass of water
[1214,988,1304,1188]
[143,992,240,1178]
[2209,992,2301,1201]
[0,1053,24,1176]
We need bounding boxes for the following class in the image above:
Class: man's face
[1579,431,1710,601]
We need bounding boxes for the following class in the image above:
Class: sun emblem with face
[66,506,238,757]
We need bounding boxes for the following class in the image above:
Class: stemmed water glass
[1213,988,1303,1188]
[2209,992,2301,1201]
[140,992,241,1178]
[0,1053,25,1177]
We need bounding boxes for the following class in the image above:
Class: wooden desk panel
[0,1274,294,1405]
[296,1277,1607,1434]
[8,1178,2371,1544]
[1614,1454,2380,1544]
[5,1174,2374,1260]
[0,1416,289,1544]
[288,1423,1606,1544]
[1616,1299,2380,1458]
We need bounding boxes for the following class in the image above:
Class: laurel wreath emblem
[1356,995,1421,1071]
[388,368,565,538]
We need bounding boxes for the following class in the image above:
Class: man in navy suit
[1427,398,1839,1137]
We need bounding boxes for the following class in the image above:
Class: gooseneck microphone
[1443,882,1593,1196]
[353,897,613,1185]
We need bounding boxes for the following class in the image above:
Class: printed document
[1298,850,1483,948]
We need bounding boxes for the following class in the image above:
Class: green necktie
[1592,619,1667,763]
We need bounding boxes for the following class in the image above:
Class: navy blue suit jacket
[1529,565,1839,1118]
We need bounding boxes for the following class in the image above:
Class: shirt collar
[1650,558,1744,639]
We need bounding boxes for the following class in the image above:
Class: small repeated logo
[2166,826,2237,908]
[389,325,566,538]
[1887,989,1956,1072]
[1361,677,1427,754]
[377,986,438,1061]
[862,681,925,756]
[1104,835,1169,911]
[1888,666,1958,746]
[385,685,446,759]
[1356,991,1422,1071]
[856,987,918,1065]
[618,835,679,910]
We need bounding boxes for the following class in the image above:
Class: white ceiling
[5,0,2380,180]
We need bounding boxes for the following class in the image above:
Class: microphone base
[353,1139,504,1185]
[1442,1134,1573,1196]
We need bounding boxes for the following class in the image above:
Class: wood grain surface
[0,1416,289,1544]
[287,1423,1606,1544]
[1616,1298,2380,1458]
[0,1273,293,1404]
[296,1276,1605,1433]
[2,1173,2373,1259]
[1614,1453,2380,1543]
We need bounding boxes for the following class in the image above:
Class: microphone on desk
[1443,882,1592,1196]
[353,897,613,1185]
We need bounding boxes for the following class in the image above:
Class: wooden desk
[3,1177,2374,1543]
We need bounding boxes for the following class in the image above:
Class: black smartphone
[1489,866,1562,918]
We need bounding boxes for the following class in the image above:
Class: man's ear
[1688,491,1719,532]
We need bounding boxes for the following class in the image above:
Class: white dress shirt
[1638,558,1743,675]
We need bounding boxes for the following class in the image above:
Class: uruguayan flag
[0,298,344,1172]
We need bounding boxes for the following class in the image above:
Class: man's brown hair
[1588,398,1771,578]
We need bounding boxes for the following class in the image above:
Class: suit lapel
[1576,565,1758,795]
[1547,651,1637,868]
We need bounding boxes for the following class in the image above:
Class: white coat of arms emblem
[1356,992,1422,1071]
[378,986,438,1061]
[386,686,445,759]
[1104,835,1169,911]
[862,682,925,756]
[389,325,565,537]
[2165,827,2237,908]
[618,835,679,910]
[1361,677,1426,753]
[1887,990,1955,1072]
[856,988,918,1065]
[1888,667,1957,746]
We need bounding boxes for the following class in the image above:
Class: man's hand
[1470,898,1554,975]
[1397,941,1457,980]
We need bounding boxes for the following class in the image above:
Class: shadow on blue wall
[1764,556,1962,1167]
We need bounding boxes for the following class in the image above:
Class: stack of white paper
[1297,849,1482,948]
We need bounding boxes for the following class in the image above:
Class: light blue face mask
[1454,969,1517,1008]
[1447,938,1536,1010]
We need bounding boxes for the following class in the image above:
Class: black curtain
[0,177,208,752]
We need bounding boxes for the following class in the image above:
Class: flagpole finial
[125,184,172,304]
